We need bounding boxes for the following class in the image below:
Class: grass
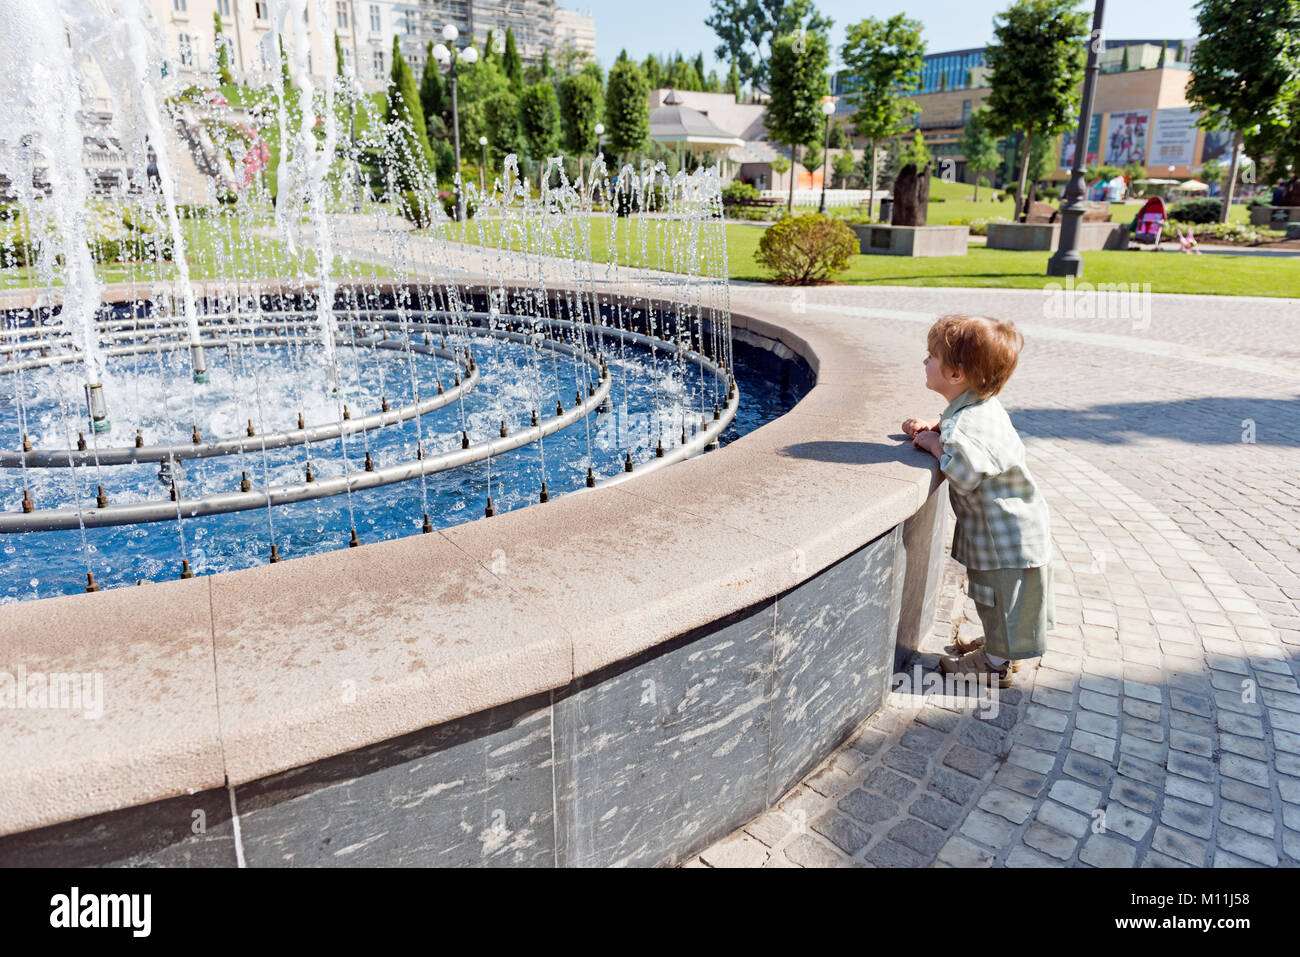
[1,209,394,291]
[434,211,1297,298]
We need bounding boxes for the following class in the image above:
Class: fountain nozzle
[85,383,110,433]
[190,344,209,384]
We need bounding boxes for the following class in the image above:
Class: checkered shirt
[938,390,1053,570]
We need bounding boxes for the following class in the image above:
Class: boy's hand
[902,416,940,437]
[912,429,943,459]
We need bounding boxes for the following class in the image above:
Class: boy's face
[923,351,967,400]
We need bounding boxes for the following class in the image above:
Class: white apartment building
[553,7,595,60]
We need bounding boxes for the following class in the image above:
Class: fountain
[0,0,806,600]
[0,0,953,870]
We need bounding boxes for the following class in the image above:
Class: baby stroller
[1132,195,1167,251]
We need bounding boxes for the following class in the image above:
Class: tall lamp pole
[1047,0,1105,278]
[432,25,478,222]
[479,135,487,194]
[817,99,835,214]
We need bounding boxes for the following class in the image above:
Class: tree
[420,43,447,128]
[803,138,823,177]
[502,28,524,92]
[983,0,1089,221]
[483,91,524,171]
[726,64,742,98]
[938,72,948,92]
[559,72,604,178]
[520,81,560,187]
[1158,40,1167,68]
[1121,47,1130,71]
[832,150,857,187]
[766,29,830,212]
[705,0,833,94]
[385,35,434,193]
[334,32,346,78]
[604,59,650,162]
[1175,40,1186,62]
[838,14,925,218]
[958,108,1002,200]
[1187,0,1300,221]
[483,29,496,65]
[693,53,708,87]
[827,121,847,149]
[214,13,234,85]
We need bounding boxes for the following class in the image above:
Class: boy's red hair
[927,315,1023,399]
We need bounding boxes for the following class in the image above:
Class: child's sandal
[950,633,1019,671]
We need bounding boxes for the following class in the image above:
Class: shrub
[1037,186,1061,201]
[722,180,759,203]
[1160,219,1280,244]
[1168,198,1222,224]
[754,213,858,284]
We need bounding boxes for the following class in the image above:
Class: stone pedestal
[986,221,1128,251]
[1249,206,1300,228]
[852,224,969,257]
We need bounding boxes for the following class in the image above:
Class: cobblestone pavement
[691,285,1300,868]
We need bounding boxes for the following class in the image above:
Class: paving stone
[899,724,947,754]
[943,744,998,779]
[1122,697,1163,723]
[1079,689,1120,716]
[914,706,961,734]
[960,720,1009,756]
[888,818,948,857]
[1122,715,1165,742]
[976,786,1035,825]
[838,789,899,826]
[1164,773,1215,807]
[928,767,980,806]
[1124,680,1163,704]
[960,808,1015,848]
[1014,724,1064,752]
[910,794,965,830]
[865,767,918,802]
[1169,728,1214,757]
[1170,688,1213,717]
[1215,827,1279,866]
[1062,750,1114,790]
[1161,797,1214,839]
[811,810,872,855]
[1169,710,1215,736]
[1031,685,1074,711]
[700,832,770,867]
[745,811,793,848]
[994,762,1047,798]
[1119,733,1165,764]
[1099,803,1153,842]
[1076,710,1121,739]
[1035,800,1091,838]
[783,834,851,868]
[935,835,995,868]
[1071,728,1118,761]
[1141,849,1193,868]
[1220,753,1270,787]
[1049,780,1104,815]
[1151,826,1209,867]
[1005,844,1063,868]
[849,727,890,755]
[863,839,927,867]
[882,745,931,779]
[1218,801,1275,838]
[1219,732,1270,761]
[1278,775,1300,804]
[1167,750,1215,783]
[1080,674,1121,697]
[1220,777,1273,812]
[1006,744,1056,775]
[1116,754,1166,791]
[1079,833,1137,868]
[1023,823,1078,861]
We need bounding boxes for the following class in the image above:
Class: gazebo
[648,90,745,177]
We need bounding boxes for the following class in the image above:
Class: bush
[433,189,476,222]
[950,216,1010,237]
[754,213,858,284]
[1168,198,1222,224]
[722,180,759,203]
[1037,186,1061,202]
[1160,219,1280,244]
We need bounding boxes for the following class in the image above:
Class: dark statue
[891,161,931,227]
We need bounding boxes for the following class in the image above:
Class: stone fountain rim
[0,277,940,839]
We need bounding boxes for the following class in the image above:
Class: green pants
[966,562,1055,660]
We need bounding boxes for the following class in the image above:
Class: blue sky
[573,0,1201,76]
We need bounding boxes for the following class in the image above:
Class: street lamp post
[818,99,835,215]
[432,25,478,222]
[479,135,487,194]
[1047,0,1105,278]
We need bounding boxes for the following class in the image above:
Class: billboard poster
[1059,114,1101,168]
[1201,128,1234,164]
[1105,111,1150,165]
[1149,108,1199,167]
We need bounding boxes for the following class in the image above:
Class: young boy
[903,315,1054,688]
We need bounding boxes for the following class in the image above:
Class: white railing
[759,188,885,208]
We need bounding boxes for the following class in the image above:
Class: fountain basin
[0,282,947,867]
